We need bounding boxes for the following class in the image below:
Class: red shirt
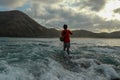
[61,29,72,43]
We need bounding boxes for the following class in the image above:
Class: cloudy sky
[0,0,120,32]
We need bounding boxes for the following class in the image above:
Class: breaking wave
[0,38,120,80]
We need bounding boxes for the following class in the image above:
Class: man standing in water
[61,24,72,55]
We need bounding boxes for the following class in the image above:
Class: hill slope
[0,10,59,37]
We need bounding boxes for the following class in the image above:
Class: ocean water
[0,38,120,80]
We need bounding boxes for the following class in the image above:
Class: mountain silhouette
[0,10,120,38]
[0,10,59,37]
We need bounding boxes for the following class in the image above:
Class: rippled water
[0,38,120,80]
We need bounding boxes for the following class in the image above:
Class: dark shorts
[64,42,70,48]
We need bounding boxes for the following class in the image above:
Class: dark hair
[63,24,67,29]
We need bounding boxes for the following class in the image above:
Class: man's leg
[63,43,66,51]
[67,47,70,55]
[66,42,70,55]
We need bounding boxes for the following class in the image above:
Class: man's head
[63,24,68,30]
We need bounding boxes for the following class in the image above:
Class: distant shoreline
[0,37,120,39]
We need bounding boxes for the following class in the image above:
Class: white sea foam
[71,58,120,80]
[0,38,120,80]
[39,58,108,80]
[96,64,120,80]
[0,61,34,80]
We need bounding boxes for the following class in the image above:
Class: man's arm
[69,30,72,35]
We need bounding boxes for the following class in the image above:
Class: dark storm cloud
[27,5,94,29]
[80,0,107,11]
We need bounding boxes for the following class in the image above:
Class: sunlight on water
[72,38,120,46]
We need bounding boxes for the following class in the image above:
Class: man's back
[61,29,72,43]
